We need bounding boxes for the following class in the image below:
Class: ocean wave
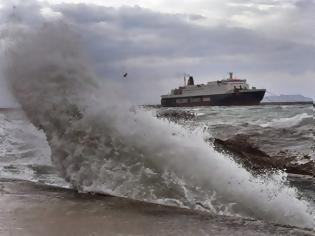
[260,113,312,129]
[4,22,314,228]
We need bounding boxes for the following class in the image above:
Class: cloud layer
[0,0,314,104]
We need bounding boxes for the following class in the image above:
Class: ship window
[190,97,201,103]
[202,97,210,102]
[176,98,188,104]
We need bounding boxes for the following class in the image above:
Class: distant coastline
[261,94,313,106]
[260,101,313,105]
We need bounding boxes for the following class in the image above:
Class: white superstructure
[162,73,251,99]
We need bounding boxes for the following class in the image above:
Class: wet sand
[0,179,314,236]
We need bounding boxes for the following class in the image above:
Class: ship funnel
[229,72,233,80]
[187,76,194,85]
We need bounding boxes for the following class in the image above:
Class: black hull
[161,90,266,107]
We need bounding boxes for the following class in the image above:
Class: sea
[0,104,314,233]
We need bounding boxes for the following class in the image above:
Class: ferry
[161,73,266,107]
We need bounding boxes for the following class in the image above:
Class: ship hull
[161,90,266,107]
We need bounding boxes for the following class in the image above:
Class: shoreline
[0,178,314,236]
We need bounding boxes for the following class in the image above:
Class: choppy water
[1,22,314,231]
[160,104,314,158]
[0,109,68,187]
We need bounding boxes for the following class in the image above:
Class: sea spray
[4,22,315,228]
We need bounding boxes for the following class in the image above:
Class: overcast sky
[0,0,314,105]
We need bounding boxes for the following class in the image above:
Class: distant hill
[261,95,313,105]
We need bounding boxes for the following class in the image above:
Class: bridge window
[176,98,188,104]
[190,97,201,103]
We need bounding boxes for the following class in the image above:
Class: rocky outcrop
[212,134,315,177]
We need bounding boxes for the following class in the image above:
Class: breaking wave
[260,113,312,129]
[4,22,315,228]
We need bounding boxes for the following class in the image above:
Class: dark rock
[213,135,276,174]
[213,134,315,177]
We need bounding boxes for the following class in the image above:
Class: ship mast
[184,73,190,86]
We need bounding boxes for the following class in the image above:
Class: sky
[0,0,314,105]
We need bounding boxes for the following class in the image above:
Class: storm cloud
[0,0,314,104]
